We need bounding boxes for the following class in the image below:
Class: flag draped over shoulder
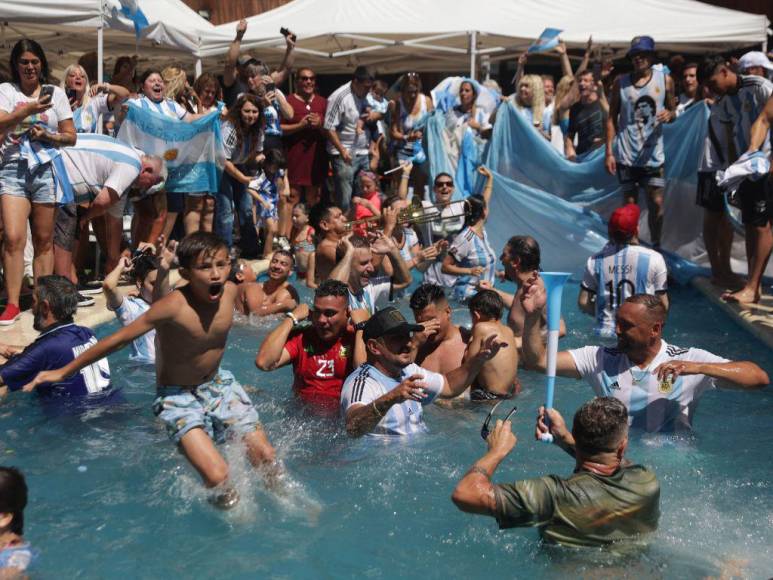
[117,104,225,194]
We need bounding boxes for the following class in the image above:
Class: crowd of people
[0,20,772,572]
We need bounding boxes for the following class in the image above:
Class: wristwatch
[285,312,299,326]
[354,321,367,332]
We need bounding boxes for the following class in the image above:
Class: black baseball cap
[353,65,375,82]
[363,306,423,341]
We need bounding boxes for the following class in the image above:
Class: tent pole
[195,58,202,77]
[97,3,104,84]
[469,30,477,80]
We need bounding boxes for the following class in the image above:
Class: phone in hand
[39,85,55,101]
[65,87,77,101]
[264,82,276,93]
[592,62,602,81]
[279,27,296,42]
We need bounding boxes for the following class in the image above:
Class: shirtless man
[22,232,276,509]
[480,236,565,349]
[409,283,467,375]
[235,250,298,316]
[465,289,519,400]
[308,203,348,288]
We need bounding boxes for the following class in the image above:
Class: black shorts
[696,171,724,213]
[738,176,773,227]
[617,164,665,194]
[53,204,78,252]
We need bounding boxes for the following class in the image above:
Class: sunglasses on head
[480,401,517,440]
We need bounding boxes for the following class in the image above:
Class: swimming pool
[2,281,771,578]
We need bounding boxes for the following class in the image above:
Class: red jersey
[284,327,354,402]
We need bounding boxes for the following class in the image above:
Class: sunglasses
[480,401,517,440]
[299,75,315,81]
[435,181,453,188]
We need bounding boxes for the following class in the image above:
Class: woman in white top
[56,64,130,288]
[447,80,492,139]
[0,39,76,325]
[389,73,434,196]
[126,69,201,245]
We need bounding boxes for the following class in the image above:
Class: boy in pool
[0,467,34,575]
[23,232,277,508]
[465,289,519,400]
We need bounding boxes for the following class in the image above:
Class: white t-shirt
[220,119,264,164]
[340,362,445,436]
[58,133,141,204]
[128,95,187,120]
[568,340,729,432]
[348,275,392,315]
[0,83,73,163]
[324,82,369,156]
[581,243,668,337]
[111,296,155,363]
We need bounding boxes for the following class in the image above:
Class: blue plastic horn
[539,272,571,443]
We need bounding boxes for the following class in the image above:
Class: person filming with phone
[452,397,661,547]
[0,39,77,326]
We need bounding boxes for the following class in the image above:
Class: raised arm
[271,31,296,87]
[328,236,353,284]
[256,303,308,370]
[372,232,411,287]
[575,36,593,76]
[224,19,247,88]
[477,165,494,207]
[102,256,131,310]
[554,40,573,78]
[154,237,177,301]
[604,77,621,175]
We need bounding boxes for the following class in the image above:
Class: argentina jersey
[448,226,497,301]
[73,93,110,134]
[129,95,187,120]
[581,243,668,337]
[569,341,729,432]
[716,75,773,161]
[615,68,667,168]
[340,363,444,436]
[113,296,155,364]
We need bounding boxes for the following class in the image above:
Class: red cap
[608,204,640,238]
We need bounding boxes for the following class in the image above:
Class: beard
[33,309,47,331]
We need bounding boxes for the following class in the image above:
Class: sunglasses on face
[435,181,453,188]
[480,401,517,440]
[299,75,315,81]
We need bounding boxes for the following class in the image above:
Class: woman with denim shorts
[0,39,77,325]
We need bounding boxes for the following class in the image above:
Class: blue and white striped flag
[528,28,563,54]
[118,0,149,38]
[117,104,225,194]
[19,136,74,205]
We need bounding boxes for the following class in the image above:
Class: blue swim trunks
[152,369,260,443]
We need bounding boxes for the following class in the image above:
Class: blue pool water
[1,282,772,579]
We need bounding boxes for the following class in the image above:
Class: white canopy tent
[200,0,771,75]
[0,0,223,81]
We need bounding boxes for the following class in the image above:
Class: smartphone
[39,85,55,101]
[279,27,296,42]
[592,62,602,81]
[265,82,276,93]
[65,87,77,101]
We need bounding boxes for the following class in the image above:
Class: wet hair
[506,235,540,271]
[132,254,161,285]
[698,55,728,84]
[272,248,295,264]
[263,148,287,170]
[463,195,486,228]
[624,293,667,324]
[0,467,27,536]
[433,172,453,188]
[468,289,504,319]
[11,39,49,85]
[309,203,340,233]
[335,234,369,262]
[315,279,350,300]
[36,275,78,322]
[572,397,629,455]
[176,232,228,269]
[410,283,447,312]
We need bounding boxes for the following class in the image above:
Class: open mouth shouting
[208,282,224,301]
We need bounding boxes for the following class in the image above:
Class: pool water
[1,282,772,579]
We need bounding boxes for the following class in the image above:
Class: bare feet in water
[721,286,761,304]
[209,486,240,509]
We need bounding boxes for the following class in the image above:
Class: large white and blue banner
[117,104,225,194]
[425,97,760,282]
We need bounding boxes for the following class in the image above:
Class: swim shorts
[152,369,260,443]
[470,379,521,402]
[738,176,772,227]
[696,171,724,213]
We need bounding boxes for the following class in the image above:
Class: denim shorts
[0,158,57,204]
[152,369,260,444]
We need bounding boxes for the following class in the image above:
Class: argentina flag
[117,104,225,194]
